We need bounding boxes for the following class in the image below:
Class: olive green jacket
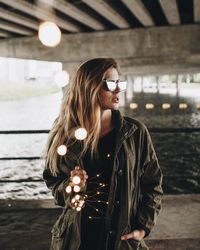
[43,110,163,250]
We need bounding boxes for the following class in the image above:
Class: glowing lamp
[145,103,154,109]
[179,103,188,109]
[196,104,200,110]
[130,103,138,109]
[162,103,171,109]
[74,128,87,140]
[38,21,61,47]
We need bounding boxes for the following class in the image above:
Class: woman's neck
[100,110,113,137]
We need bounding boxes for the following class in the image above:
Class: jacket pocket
[50,210,73,250]
[118,239,140,250]
[127,239,141,250]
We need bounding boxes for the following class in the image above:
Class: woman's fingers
[70,166,88,186]
[121,230,145,241]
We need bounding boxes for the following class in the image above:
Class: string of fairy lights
[57,128,110,216]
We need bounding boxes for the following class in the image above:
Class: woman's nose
[113,86,121,93]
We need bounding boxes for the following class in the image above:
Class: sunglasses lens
[106,81,117,91]
[118,81,127,91]
[103,80,127,92]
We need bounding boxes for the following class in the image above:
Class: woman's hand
[121,229,145,241]
[70,166,88,187]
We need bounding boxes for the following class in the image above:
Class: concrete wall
[0,24,200,77]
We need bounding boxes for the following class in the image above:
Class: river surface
[0,91,199,199]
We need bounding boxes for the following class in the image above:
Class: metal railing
[0,128,199,183]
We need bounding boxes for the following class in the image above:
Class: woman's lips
[112,97,119,103]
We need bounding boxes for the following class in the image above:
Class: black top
[81,127,117,220]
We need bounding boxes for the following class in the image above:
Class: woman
[43,58,163,250]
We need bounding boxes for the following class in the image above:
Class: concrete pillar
[126,75,134,101]
[176,74,182,97]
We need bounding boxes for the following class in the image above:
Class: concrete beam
[52,0,105,30]
[82,0,130,28]
[121,0,154,26]
[0,8,38,30]
[0,20,33,35]
[0,0,80,32]
[194,0,200,23]
[158,0,180,25]
[0,30,11,37]
[0,25,199,76]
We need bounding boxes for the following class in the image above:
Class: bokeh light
[179,103,188,109]
[145,103,154,109]
[72,176,81,185]
[54,70,69,87]
[57,145,67,156]
[65,185,72,193]
[38,21,61,47]
[162,103,171,109]
[74,128,87,140]
[196,103,200,110]
[130,103,138,109]
[74,185,81,193]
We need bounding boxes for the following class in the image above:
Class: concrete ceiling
[0,0,199,40]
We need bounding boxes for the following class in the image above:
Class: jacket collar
[112,109,138,142]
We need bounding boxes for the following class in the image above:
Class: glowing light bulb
[74,185,81,193]
[145,103,154,109]
[38,21,61,47]
[74,128,87,140]
[179,103,188,109]
[196,103,200,110]
[54,70,69,87]
[75,194,80,200]
[72,176,81,185]
[79,200,85,207]
[162,103,171,109]
[71,198,76,203]
[76,207,82,211]
[65,185,72,193]
[130,103,138,109]
[57,145,67,156]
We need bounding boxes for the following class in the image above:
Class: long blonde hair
[45,58,118,176]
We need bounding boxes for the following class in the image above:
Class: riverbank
[0,194,199,250]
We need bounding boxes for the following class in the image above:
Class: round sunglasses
[103,79,127,92]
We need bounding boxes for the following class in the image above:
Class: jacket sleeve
[43,148,81,207]
[136,126,163,237]
[43,142,86,207]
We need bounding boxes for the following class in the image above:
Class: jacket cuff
[137,223,151,238]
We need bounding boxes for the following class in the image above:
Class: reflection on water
[0,92,199,199]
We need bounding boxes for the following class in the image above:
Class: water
[0,91,199,199]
